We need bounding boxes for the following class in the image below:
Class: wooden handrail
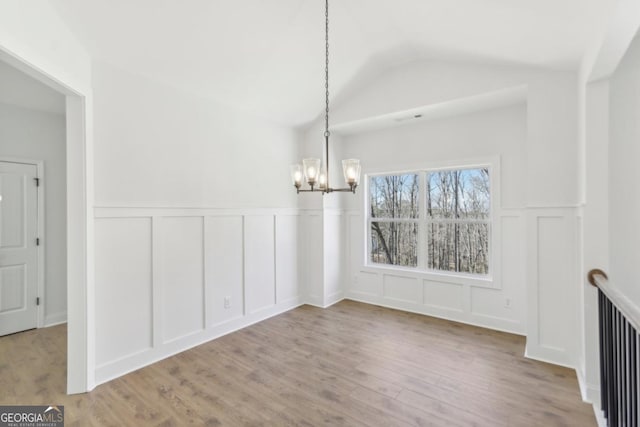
[587,268,608,287]
[588,268,640,333]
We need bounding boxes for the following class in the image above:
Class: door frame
[0,158,46,328]
[0,47,93,394]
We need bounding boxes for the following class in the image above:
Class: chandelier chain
[324,0,330,138]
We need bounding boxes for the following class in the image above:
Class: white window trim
[363,157,501,289]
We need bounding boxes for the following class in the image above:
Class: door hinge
[34,177,40,187]
[36,237,40,246]
[36,297,40,306]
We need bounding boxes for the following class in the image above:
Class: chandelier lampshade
[342,159,361,187]
[302,158,321,187]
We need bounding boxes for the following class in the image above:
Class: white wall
[92,61,297,208]
[0,103,67,325]
[341,105,527,334]
[609,32,640,307]
[91,61,303,385]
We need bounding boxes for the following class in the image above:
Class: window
[369,174,419,267]
[367,166,491,276]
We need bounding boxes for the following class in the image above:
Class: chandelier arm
[295,185,357,194]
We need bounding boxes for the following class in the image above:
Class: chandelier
[290,0,361,194]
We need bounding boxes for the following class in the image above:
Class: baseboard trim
[576,367,589,402]
[524,344,575,370]
[304,293,344,309]
[345,293,524,336]
[593,407,606,427]
[94,297,303,387]
[577,369,604,427]
[44,312,67,327]
[324,292,344,308]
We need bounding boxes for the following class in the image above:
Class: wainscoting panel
[351,271,380,296]
[524,208,579,368]
[94,207,303,385]
[95,217,153,367]
[302,213,324,306]
[323,211,346,303]
[275,215,299,304]
[244,215,276,314]
[346,210,527,335]
[537,216,569,351]
[205,216,244,327]
[424,280,464,312]
[160,216,205,343]
[383,274,423,303]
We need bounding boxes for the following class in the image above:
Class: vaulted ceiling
[50,0,617,126]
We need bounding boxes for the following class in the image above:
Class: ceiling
[0,60,65,115]
[49,0,616,126]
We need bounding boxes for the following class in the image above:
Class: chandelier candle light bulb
[303,158,321,187]
[290,164,303,189]
[342,159,361,187]
[289,0,362,195]
[319,168,328,190]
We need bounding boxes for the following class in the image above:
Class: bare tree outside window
[369,174,419,267]
[427,168,490,274]
[368,167,490,275]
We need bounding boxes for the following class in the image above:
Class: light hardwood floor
[1,300,595,426]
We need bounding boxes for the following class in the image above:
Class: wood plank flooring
[0,300,595,426]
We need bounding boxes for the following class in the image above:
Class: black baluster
[610,304,620,426]
[600,291,608,418]
[623,318,628,426]
[608,297,613,423]
[630,323,636,427]
[619,309,624,426]
[636,330,639,427]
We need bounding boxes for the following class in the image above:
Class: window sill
[361,264,498,289]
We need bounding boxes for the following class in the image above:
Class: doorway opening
[0,48,91,395]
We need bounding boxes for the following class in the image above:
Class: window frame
[364,159,499,287]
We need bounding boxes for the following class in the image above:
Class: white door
[0,161,38,336]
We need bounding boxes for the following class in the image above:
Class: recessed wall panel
[303,214,323,300]
[95,217,152,366]
[205,216,244,326]
[161,216,204,343]
[424,280,463,312]
[537,216,569,351]
[275,215,299,303]
[244,215,275,314]
[352,271,380,295]
[324,213,344,297]
[383,274,422,302]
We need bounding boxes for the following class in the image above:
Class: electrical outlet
[224,296,231,309]
[504,298,512,309]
